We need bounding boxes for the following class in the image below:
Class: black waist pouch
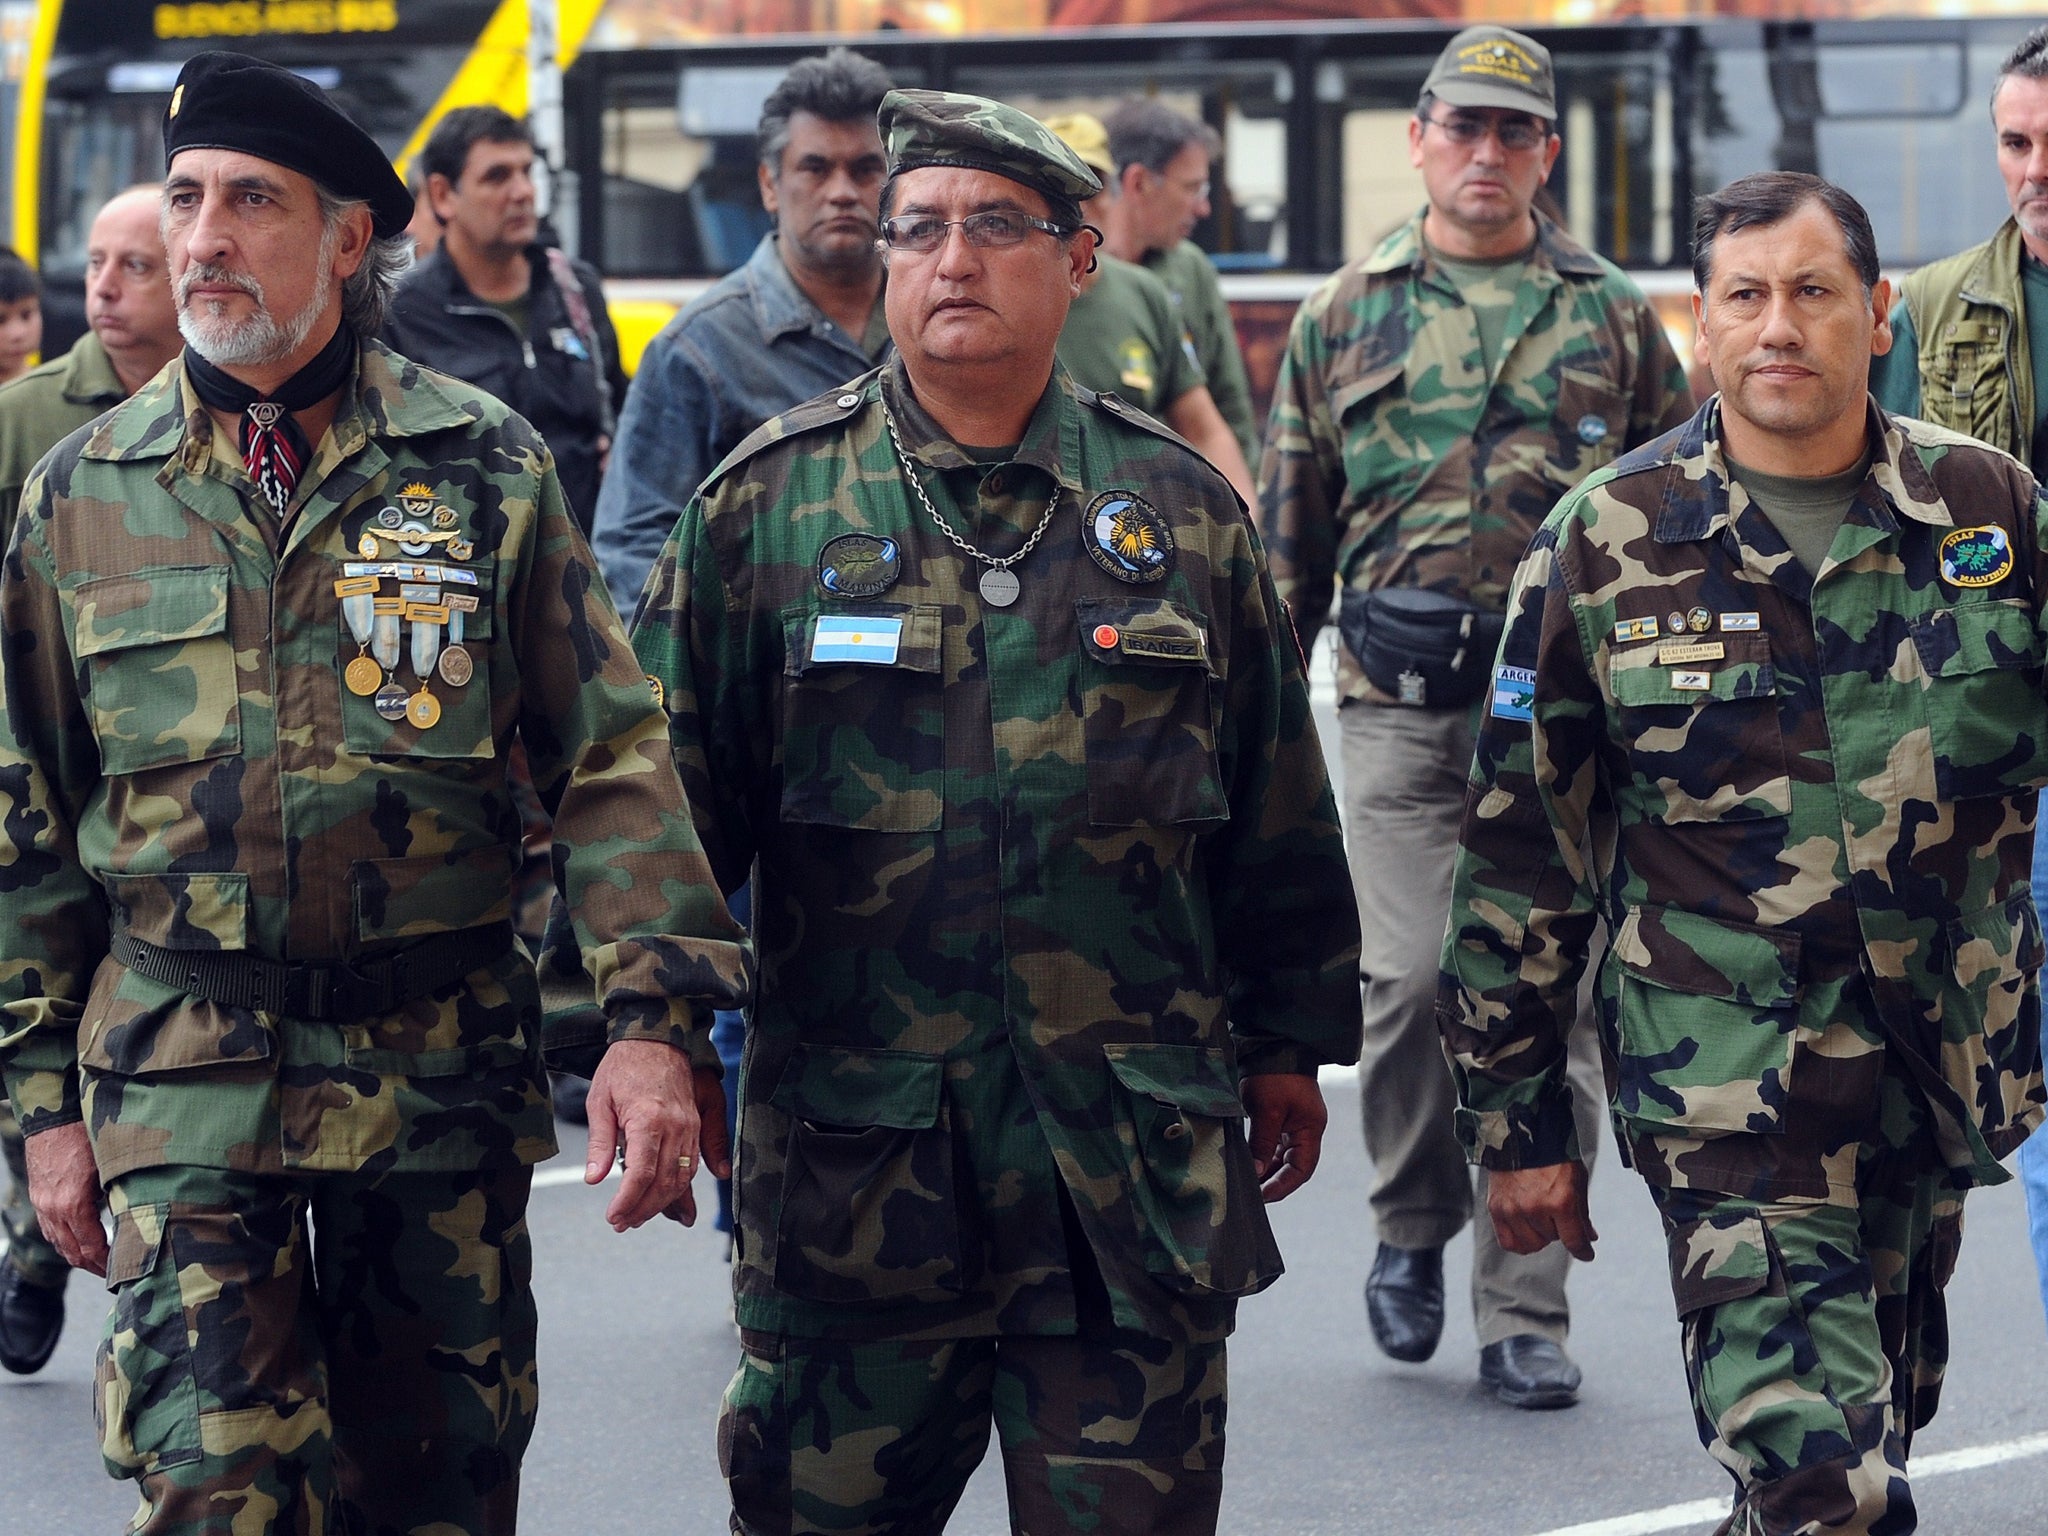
[1338,587,1505,708]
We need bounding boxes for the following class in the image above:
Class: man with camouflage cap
[634,86,1361,1533]
[1261,22,1691,1407]
[0,51,749,1534]
[1441,171,2045,1532]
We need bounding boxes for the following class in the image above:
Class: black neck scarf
[183,321,356,516]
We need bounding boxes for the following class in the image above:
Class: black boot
[1480,1334,1582,1409]
[1365,1242,1445,1363]
[0,1251,65,1376]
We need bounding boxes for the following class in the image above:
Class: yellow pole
[11,0,60,270]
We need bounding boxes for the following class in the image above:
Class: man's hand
[1487,1161,1597,1261]
[1243,1073,1327,1203]
[24,1120,108,1277]
[583,1041,731,1232]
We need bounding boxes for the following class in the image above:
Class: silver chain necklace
[881,402,1055,608]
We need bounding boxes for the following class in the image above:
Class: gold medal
[438,645,474,687]
[407,689,442,729]
[358,533,380,558]
[345,655,383,696]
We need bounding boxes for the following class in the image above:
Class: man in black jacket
[384,107,625,532]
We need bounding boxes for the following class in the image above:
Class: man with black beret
[629,86,1361,1532]
[0,50,749,1534]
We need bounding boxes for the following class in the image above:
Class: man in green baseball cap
[643,83,1360,1536]
[1421,24,1557,118]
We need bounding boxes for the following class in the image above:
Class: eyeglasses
[1421,113,1550,152]
[878,210,1073,253]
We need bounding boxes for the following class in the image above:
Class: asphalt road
[6,1080,2047,1535]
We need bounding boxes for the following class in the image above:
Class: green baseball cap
[880,88,1102,207]
[1422,26,1555,120]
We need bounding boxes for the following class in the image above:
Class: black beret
[164,52,412,238]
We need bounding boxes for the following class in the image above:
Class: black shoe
[1365,1243,1445,1363]
[549,1072,590,1127]
[0,1252,65,1376]
[1480,1334,1582,1409]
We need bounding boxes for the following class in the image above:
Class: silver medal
[979,567,1021,607]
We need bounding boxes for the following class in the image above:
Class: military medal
[374,681,411,720]
[345,656,383,696]
[407,689,442,729]
[1686,606,1712,634]
[342,482,481,730]
[1665,610,1687,636]
[440,592,478,688]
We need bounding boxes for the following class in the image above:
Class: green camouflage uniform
[0,333,124,1295]
[1258,206,1691,1350]
[638,348,1361,1531]
[1439,396,2047,1533]
[0,338,750,1534]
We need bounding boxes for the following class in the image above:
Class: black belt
[110,923,517,1023]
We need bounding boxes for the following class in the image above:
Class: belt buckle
[308,959,381,1022]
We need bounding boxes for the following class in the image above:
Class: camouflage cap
[1422,26,1555,119]
[880,89,1102,206]
[1041,112,1115,181]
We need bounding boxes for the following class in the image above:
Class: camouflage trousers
[719,1328,1227,1536]
[99,1162,537,1536]
[1,1096,66,1287]
[1650,1067,1967,1536]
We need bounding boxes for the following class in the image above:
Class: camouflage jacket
[1260,211,1692,702]
[636,358,1362,1343]
[1438,397,2048,1204]
[0,340,750,1181]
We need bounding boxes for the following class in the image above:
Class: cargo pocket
[97,1204,200,1477]
[85,870,273,1074]
[74,567,241,774]
[1610,634,1790,823]
[1909,600,2048,799]
[1076,598,1228,828]
[769,1045,961,1302]
[1939,892,2045,1134]
[781,604,945,832]
[1612,905,1801,1137]
[1104,1043,1279,1298]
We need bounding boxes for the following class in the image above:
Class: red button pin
[1093,624,1120,649]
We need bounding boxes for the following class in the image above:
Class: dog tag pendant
[979,567,1020,607]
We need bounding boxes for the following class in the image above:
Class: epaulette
[1083,386,1251,516]
[700,367,884,493]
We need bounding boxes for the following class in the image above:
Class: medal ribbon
[184,321,356,516]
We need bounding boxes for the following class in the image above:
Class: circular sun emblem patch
[1939,525,2013,588]
[1083,491,1173,584]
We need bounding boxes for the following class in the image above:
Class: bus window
[949,57,1289,270]
[1691,24,2021,269]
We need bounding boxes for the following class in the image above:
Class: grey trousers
[1341,700,1606,1347]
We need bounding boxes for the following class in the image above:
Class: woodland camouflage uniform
[1440,397,2048,1533]
[0,339,750,1534]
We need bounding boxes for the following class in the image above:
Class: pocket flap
[1614,906,1800,1008]
[1666,1212,1770,1318]
[1076,598,1215,672]
[104,1203,167,1289]
[1104,1043,1244,1117]
[1610,632,1778,706]
[770,1045,943,1129]
[75,567,230,657]
[352,846,517,943]
[1909,598,2041,678]
[103,871,249,952]
[1330,361,1404,423]
[785,605,943,676]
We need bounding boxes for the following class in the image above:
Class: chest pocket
[1547,366,1631,488]
[1076,597,1227,828]
[1608,632,1790,824]
[781,604,945,832]
[337,560,496,761]
[1332,362,1410,505]
[1908,598,2048,800]
[1922,319,2012,445]
[74,566,242,775]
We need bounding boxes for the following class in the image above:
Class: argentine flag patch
[1491,664,1535,722]
[812,614,903,665]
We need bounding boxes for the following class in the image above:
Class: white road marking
[1525,1431,2048,1536]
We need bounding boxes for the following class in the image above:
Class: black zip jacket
[381,245,627,532]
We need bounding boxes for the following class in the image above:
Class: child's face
[0,296,42,380]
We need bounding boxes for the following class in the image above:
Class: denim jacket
[590,234,887,613]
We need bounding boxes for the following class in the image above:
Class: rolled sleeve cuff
[2,1062,83,1137]
[1453,1090,1581,1171]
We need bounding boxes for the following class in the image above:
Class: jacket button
[1164,1119,1190,1141]
[837,393,860,409]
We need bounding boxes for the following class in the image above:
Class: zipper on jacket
[446,303,537,369]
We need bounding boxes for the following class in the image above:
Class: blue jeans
[2024,817,2048,1334]
[713,883,750,1238]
